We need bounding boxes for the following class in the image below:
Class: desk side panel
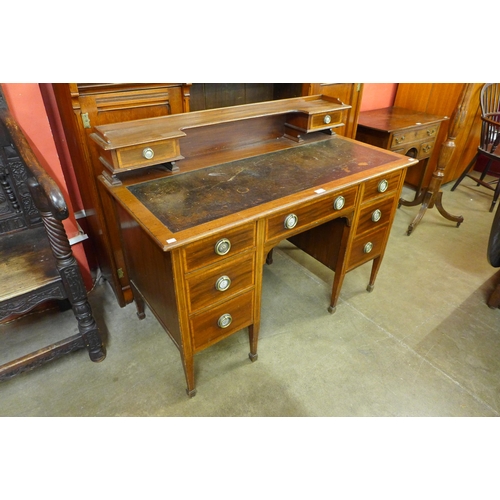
[117,204,182,348]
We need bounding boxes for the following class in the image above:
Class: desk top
[358,107,448,133]
[129,138,397,232]
[101,135,416,249]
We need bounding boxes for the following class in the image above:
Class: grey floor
[1,179,500,417]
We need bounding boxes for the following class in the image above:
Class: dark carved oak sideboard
[92,96,417,396]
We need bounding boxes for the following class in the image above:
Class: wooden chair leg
[451,152,478,191]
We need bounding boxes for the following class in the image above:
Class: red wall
[360,83,398,112]
[2,83,93,289]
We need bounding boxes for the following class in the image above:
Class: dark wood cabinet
[51,84,191,306]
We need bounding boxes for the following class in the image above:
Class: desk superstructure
[93,96,417,396]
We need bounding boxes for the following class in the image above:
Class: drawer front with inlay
[362,171,402,202]
[356,196,396,236]
[184,223,256,272]
[265,187,357,242]
[116,139,182,170]
[348,225,390,270]
[186,252,255,313]
[190,290,254,351]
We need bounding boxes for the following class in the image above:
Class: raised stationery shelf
[90,95,351,181]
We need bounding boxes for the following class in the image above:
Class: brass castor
[249,352,258,362]
[327,305,336,314]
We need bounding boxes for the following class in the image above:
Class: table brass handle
[377,179,389,193]
[142,147,155,160]
[323,114,332,124]
[395,135,405,144]
[371,209,382,222]
[284,213,298,229]
[215,275,231,292]
[214,238,231,256]
[218,313,232,329]
[427,128,436,136]
[333,196,345,210]
[364,242,373,254]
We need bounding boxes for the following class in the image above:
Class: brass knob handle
[371,209,382,222]
[395,135,405,144]
[363,242,373,254]
[284,213,298,229]
[215,275,231,292]
[218,313,233,329]
[333,196,345,210]
[142,147,155,160]
[323,114,332,124]
[214,238,231,256]
[427,128,436,136]
[377,179,388,193]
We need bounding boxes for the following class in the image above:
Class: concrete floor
[1,179,500,417]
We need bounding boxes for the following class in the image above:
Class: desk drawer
[115,139,182,170]
[184,223,256,272]
[356,195,396,236]
[190,290,254,351]
[362,171,402,202]
[348,225,389,270]
[390,124,439,149]
[186,252,255,313]
[265,187,357,242]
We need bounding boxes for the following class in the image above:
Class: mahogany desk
[93,96,417,396]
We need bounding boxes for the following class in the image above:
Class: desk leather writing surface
[128,137,396,232]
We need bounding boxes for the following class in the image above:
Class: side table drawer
[184,223,256,272]
[266,187,357,242]
[390,125,439,149]
[186,252,255,313]
[190,290,254,351]
[348,225,390,270]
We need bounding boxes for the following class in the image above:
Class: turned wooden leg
[266,249,274,265]
[130,282,146,319]
[59,264,106,363]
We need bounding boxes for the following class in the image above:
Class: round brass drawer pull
[142,147,155,160]
[218,313,233,329]
[215,275,231,292]
[323,114,332,124]
[333,195,345,210]
[363,242,374,254]
[214,238,231,256]
[284,213,298,229]
[371,209,382,222]
[377,179,389,193]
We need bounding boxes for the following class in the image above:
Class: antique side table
[355,107,448,207]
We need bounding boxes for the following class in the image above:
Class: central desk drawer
[184,223,256,272]
[186,252,255,313]
[265,187,357,242]
[190,290,254,351]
